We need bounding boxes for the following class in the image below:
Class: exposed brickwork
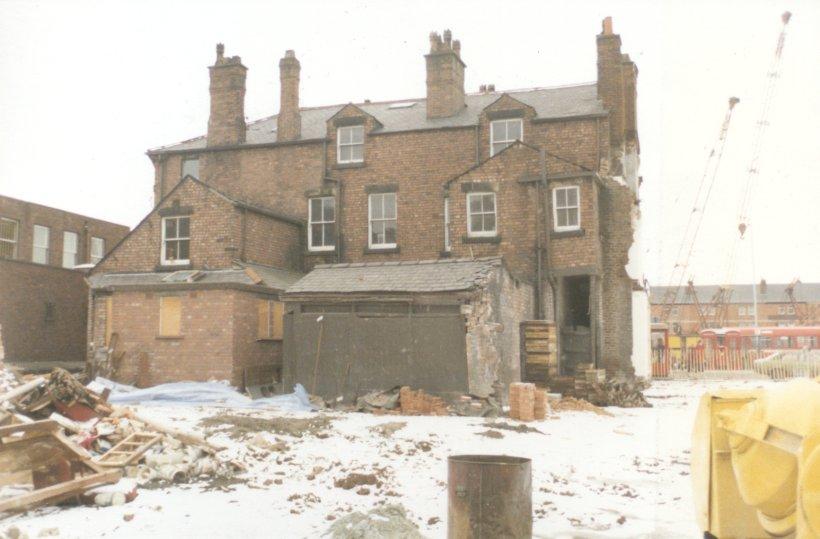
[0,260,88,362]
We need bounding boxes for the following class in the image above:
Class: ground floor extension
[87,263,303,388]
[282,257,535,402]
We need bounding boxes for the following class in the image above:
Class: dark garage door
[283,302,467,401]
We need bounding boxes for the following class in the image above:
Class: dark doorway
[560,275,593,375]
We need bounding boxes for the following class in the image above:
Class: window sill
[156,335,184,340]
[333,162,365,170]
[551,228,585,239]
[155,263,193,272]
[306,248,338,256]
[364,246,400,255]
[462,235,501,244]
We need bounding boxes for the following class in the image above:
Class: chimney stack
[278,50,301,142]
[596,17,638,153]
[207,43,247,147]
[425,29,466,119]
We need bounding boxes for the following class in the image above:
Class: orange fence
[651,348,770,379]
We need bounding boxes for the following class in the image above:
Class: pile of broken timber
[508,383,548,421]
[0,367,236,514]
[0,420,122,513]
[546,365,651,408]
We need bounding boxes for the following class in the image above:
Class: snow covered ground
[2,378,776,538]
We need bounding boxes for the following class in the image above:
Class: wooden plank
[0,469,121,513]
[0,420,59,439]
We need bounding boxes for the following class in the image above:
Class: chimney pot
[602,16,613,35]
[207,44,247,147]
[425,29,466,118]
[278,49,302,141]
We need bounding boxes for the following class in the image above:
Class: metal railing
[651,348,820,379]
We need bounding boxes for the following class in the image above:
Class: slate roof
[89,262,304,292]
[284,257,502,295]
[149,84,605,153]
[650,282,820,305]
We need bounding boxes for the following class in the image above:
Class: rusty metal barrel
[448,454,532,539]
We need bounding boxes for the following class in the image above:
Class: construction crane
[785,278,812,325]
[716,12,793,320]
[658,96,740,321]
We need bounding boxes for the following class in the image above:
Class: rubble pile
[586,378,652,408]
[355,386,449,416]
[0,365,236,515]
[326,504,426,539]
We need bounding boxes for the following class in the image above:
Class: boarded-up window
[258,299,284,340]
[159,296,182,337]
[104,297,113,346]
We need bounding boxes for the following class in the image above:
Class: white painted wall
[632,289,652,378]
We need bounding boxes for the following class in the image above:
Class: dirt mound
[334,473,380,490]
[198,413,332,439]
[550,397,613,416]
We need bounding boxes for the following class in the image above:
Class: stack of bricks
[573,365,607,401]
[509,382,535,421]
[399,386,449,416]
[533,389,548,420]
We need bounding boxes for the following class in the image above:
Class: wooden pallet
[94,432,161,467]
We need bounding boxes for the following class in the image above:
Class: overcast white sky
[1,0,818,286]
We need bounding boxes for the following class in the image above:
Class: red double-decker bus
[699,326,820,353]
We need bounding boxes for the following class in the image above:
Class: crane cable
[659,97,739,318]
[720,11,792,290]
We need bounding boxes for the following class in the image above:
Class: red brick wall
[91,289,236,386]
[0,259,87,362]
[88,287,280,387]
[232,292,282,385]
[0,195,128,268]
[242,210,302,271]
[96,180,239,273]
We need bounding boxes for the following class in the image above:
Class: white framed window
[0,217,18,259]
[308,197,336,251]
[777,306,785,315]
[786,305,795,315]
[337,125,364,164]
[552,186,581,232]
[32,224,50,264]
[90,237,105,264]
[62,231,78,268]
[443,197,451,252]
[467,192,497,237]
[181,157,200,179]
[161,216,190,265]
[368,193,397,249]
[490,118,523,156]
[738,306,746,316]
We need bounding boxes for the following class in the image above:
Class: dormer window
[490,119,522,156]
[161,216,190,265]
[337,125,364,164]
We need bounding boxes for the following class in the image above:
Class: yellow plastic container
[692,378,820,538]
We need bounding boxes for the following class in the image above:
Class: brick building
[89,18,644,394]
[651,281,820,339]
[0,195,128,366]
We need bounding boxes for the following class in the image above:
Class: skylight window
[387,102,417,109]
